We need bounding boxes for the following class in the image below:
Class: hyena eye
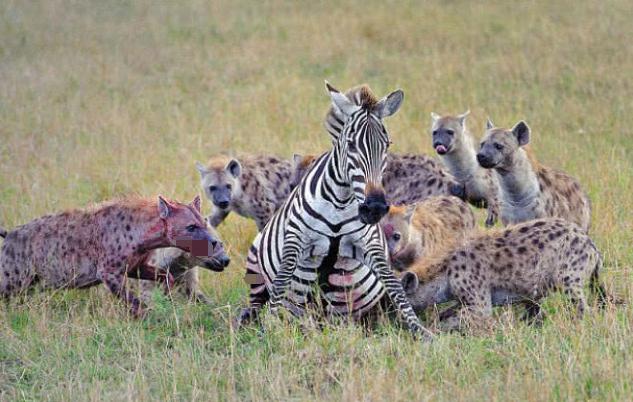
[209,185,217,192]
[186,224,197,233]
[494,143,504,150]
[393,233,401,241]
[446,130,454,136]
[432,130,438,136]
[226,184,232,190]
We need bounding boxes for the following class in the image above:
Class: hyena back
[431,111,499,227]
[401,218,608,330]
[477,119,591,232]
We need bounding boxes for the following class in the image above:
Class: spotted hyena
[431,111,499,227]
[138,223,230,304]
[0,196,220,316]
[476,119,591,232]
[291,153,466,206]
[196,154,300,231]
[401,218,609,330]
[380,196,476,272]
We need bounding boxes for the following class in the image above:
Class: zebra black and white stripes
[238,82,433,340]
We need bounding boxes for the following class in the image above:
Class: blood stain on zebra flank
[236,81,433,340]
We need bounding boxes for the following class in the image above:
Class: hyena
[431,111,500,227]
[380,196,476,272]
[291,153,466,206]
[196,154,299,231]
[0,196,220,316]
[477,119,591,232]
[401,218,609,330]
[138,223,230,304]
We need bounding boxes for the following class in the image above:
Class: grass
[1,0,632,400]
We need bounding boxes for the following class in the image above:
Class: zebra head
[325,81,404,225]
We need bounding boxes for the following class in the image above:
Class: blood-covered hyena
[0,196,220,316]
[137,223,230,304]
[380,196,476,272]
[476,119,591,232]
[196,154,300,231]
[400,218,610,330]
[431,111,499,227]
[291,153,466,206]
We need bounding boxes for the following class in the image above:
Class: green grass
[1,0,633,400]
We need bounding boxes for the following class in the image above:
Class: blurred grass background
[1,0,632,400]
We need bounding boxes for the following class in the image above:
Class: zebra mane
[324,84,379,139]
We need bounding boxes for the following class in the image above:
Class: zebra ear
[376,89,404,118]
[325,81,357,117]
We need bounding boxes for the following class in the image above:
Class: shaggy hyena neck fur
[440,130,480,183]
[495,150,540,210]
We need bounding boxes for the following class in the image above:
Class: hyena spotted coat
[431,111,500,227]
[0,196,219,316]
[477,119,591,232]
[401,218,609,330]
[381,196,476,272]
[196,155,299,231]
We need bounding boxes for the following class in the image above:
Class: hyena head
[430,110,470,155]
[158,195,218,257]
[185,222,231,271]
[325,81,404,225]
[477,119,531,170]
[196,157,242,211]
[290,153,317,188]
[380,204,416,257]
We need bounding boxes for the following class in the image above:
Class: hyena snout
[359,191,389,225]
[476,152,496,169]
[212,188,231,209]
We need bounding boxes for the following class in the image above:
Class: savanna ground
[1,0,632,400]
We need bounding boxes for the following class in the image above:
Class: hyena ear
[512,120,531,146]
[325,81,358,117]
[401,271,419,294]
[404,204,417,224]
[486,117,495,130]
[292,153,304,167]
[157,195,173,219]
[375,89,404,118]
[195,162,209,177]
[430,112,441,123]
[225,159,242,178]
[457,110,470,126]
[190,195,201,212]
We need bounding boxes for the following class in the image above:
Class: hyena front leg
[208,209,230,228]
[440,289,493,332]
[485,195,500,227]
[97,263,145,318]
[126,263,175,295]
[363,236,434,341]
[181,268,211,304]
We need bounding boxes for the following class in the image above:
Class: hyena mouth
[435,144,449,155]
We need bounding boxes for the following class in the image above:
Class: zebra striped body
[239,83,432,339]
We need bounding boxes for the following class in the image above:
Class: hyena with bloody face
[196,155,299,231]
[431,111,500,227]
[0,196,220,316]
[138,223,230,304]
[400,218,609,331]
[476,119,591,232]
[380,196,476,272]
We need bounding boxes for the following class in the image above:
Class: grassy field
[1,0,633,400]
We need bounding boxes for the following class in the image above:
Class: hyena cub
[138,223,230,304]
[380,196,476,272]
[431,111,499,227]
[0,196,220,316]
[477,119,591,232]
[401,218,609,330]
[196,155,298,231]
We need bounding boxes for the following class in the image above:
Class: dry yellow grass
[1,0,632,400]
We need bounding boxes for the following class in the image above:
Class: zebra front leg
[363,240,434,341]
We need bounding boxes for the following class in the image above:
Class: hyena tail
[0,227,7,239]
[589,247,624,307]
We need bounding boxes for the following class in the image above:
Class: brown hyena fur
[431,111,500,227]
[0,196,222,316]
[477,119,591,232]
[137,223,230,304]
[196,154,300,231]
[292,153,466,206]
[401,218,610,331]
[380,196,476,272]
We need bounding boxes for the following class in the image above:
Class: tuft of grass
[1,0,633,400]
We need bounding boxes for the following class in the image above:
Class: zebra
[236,82,433,340]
